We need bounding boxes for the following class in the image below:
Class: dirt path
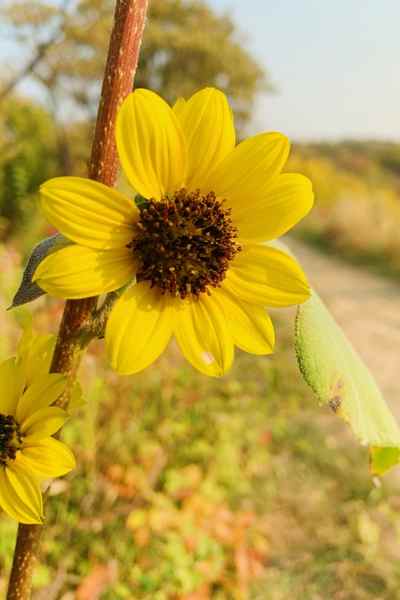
[288,239,400,416]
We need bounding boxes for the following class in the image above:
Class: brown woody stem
[6,2,149,598]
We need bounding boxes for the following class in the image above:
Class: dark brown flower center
[131,189,241,299]
[0,414,22,466]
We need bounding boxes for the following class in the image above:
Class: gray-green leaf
[10,234,70,309]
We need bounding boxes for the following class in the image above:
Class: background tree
[0,97,59,239]
[2,0,269,129]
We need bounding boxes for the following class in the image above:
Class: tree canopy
[2,0,269,128]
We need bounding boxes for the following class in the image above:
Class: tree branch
[6,2,149,598]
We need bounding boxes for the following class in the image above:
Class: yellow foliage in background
[288,143,400,274]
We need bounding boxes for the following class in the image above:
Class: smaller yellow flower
[0,332,75,524]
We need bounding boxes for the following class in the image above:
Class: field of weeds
[1,242,400,599]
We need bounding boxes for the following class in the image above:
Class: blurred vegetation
[0,97,60,239]
[288,141,400,278]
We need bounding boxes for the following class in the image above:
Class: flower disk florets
[0,414,22,466]
[132,189,241,298]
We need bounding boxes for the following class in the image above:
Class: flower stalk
[6,1,149,598]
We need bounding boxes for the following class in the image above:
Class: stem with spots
[6,2,149,598]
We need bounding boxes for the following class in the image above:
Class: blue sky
[2,1,400,141]
[210,0,400,140]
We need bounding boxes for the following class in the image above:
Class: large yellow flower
[0,332,75,524]
[34,88,313,376]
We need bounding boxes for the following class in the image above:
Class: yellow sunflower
[0,332,75,524]
[34,87,313,376]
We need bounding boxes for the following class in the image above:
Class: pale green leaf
[295,291,400,474]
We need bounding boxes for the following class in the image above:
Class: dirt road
[288,239,400,416]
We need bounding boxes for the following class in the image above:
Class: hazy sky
[209,0,400,141]
[2,1,400,141]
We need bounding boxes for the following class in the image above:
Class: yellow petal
[33,244,135,299]
[0,468,42,524]
[174,292,234,377]
[175,88,235,191]
[203,132,289,208]
[116,89,187,200]
[217,288,275,355]
[16,374,66,424]
[106,283,174,374]
[225,244,310,307]
[234,173,314,242]
[5,464,43,523]
[40,177,137,249]
[0,357,18,415]
[17,438,76,479]
[20,406,68,439]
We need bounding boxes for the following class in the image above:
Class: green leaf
[295,291,400,474]
[134,194,149,208]
[369,447,400,475]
